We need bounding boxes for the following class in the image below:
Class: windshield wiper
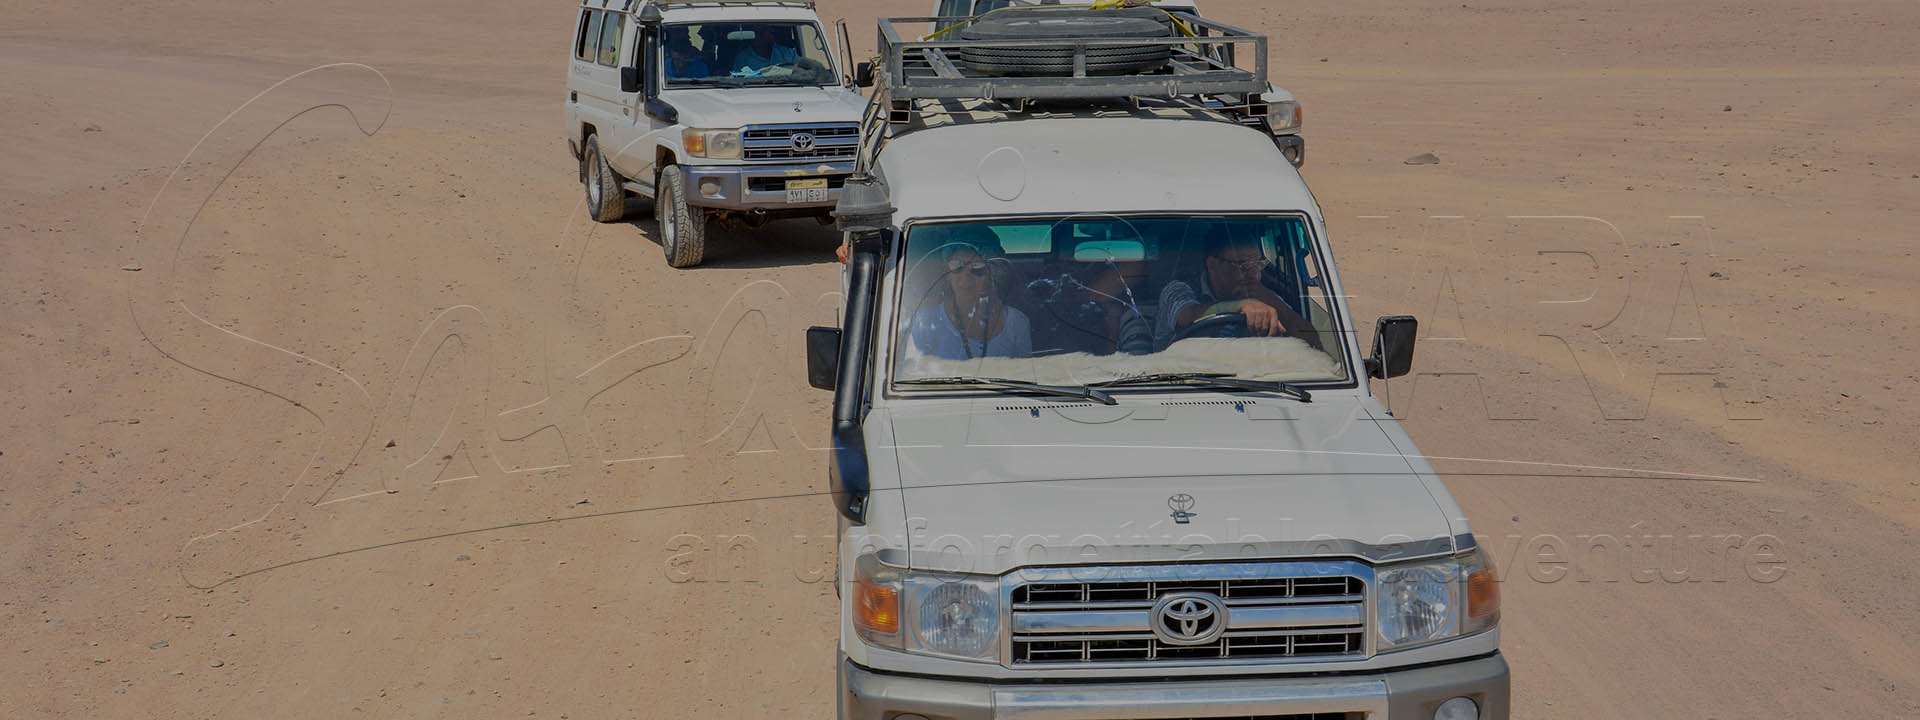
[897,376,1116,406]
[1091,372,1312,403]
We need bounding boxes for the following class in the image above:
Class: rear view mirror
[853,61,875,88]
[1367,315,1418,379]
[620,66,642,94]
[806,326,843,390]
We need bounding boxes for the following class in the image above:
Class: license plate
[785,178,829,203]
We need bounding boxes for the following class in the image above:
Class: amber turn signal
[1467,564,1500,619]
[854,578,899,634]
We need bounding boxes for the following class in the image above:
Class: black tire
[959,45,1172,61]
[583,134,625,223]
[956,55,1170,76]
[955,10,1171,77]
[656,166,707,268]
[957,8,1170,39]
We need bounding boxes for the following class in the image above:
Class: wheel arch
[654,145,678,184]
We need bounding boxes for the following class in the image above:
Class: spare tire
[955,9,1173,77]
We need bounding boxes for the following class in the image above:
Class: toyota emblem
[1167,493,1196,524]
[1150,592,1227,645]
[790,132,816,153]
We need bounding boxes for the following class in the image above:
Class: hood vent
[997,403,1102,415]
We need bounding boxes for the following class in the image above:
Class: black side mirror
[806,326,842,390]
[853,62,875,89]
[620,66,642,94]
[1367,315,1418,379]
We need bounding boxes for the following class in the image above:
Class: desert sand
[2,0,1916,717]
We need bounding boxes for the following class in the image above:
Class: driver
[908,227,1033,360]
[1153,228,1321,350]
[666,33,710,80]
[730,25,800,73]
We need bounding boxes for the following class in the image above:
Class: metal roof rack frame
[875,12,1265,110]
[852,12,1271,172]
[608,0,817,10]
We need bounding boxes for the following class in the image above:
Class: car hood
[659,86,866,126]
[882,395,1461,574]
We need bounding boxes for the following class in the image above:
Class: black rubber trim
[644,98,678,124]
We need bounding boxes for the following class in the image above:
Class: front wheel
[582,134,626,223]
[656,165,708,268]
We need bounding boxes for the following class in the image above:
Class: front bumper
[678,160,854,211]
[840,652,1508,720]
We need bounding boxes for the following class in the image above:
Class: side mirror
[806,326,842,390]
[620,66,642,94]
[1273,134,1305,168]
[853,62,875,89]
[1366,315,1418,379]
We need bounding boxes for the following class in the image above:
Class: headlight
[1377,563,1453,648]
[1375,547,1499,651]
[1266,100,1302,134]
[913,578,999,658]
[682,128,741,159]
[852,554,1001,662]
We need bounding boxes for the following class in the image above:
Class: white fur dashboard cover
[896,337,1345,385]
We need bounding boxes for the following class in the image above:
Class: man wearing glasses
[1153,228,1320,350]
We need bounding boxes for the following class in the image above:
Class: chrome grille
[741,123,858,161]
[1010,572,1367,665]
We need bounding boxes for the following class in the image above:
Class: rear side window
[598,13,623,66]
[577,10,603,62]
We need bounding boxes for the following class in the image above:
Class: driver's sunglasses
[947,260,990,276]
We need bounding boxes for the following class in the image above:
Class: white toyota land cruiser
[805,8,1507,719]
[564,0,868,267]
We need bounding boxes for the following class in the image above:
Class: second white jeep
[564,0,869,267]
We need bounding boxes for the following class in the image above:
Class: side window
[574,10,591,61]
[578,11,604,63]
[598,13,623,67]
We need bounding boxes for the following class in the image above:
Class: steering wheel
[1169,312,1248,343]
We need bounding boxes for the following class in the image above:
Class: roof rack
[631,0,816,9]
[873,12,1267,117]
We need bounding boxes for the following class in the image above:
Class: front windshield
[891,215,1350,388]
[663,22,837,87]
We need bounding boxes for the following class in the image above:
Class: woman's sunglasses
[946,260,990,276]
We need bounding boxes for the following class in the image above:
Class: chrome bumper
[678,161,854,211]
[840,652,1508,719]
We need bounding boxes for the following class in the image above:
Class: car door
[575,9,643,172]
[611,19,663,186]
[574,10,615,140]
